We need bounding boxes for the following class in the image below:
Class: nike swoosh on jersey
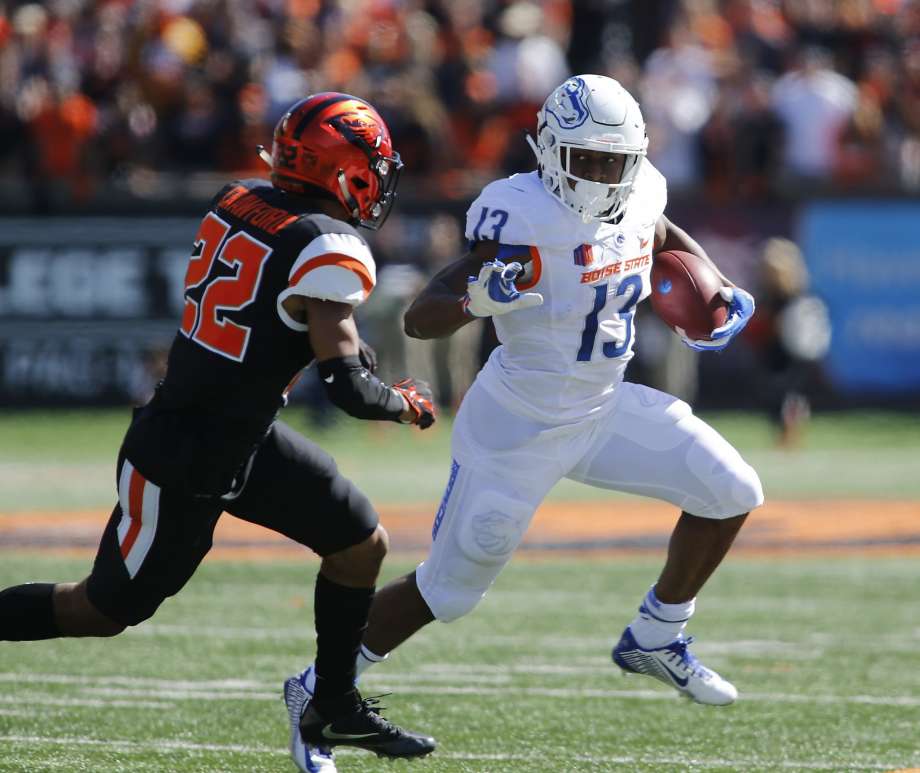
[321,725,378,741]
[324,374,334,383]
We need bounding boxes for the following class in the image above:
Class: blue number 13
[577,275,643,361]
[472,206,509,242]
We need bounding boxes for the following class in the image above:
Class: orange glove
[391,378,436,429]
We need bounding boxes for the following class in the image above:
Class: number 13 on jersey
[577,275,643,361]
[181,212,272,362]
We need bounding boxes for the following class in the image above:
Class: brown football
[650,250,729,341]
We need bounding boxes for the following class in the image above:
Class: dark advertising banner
[0,218,197,406]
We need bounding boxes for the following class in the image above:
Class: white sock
[355,643,387,680]
[628,585,695,649]
[302,644,387,695]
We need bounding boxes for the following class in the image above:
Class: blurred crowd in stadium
[3,0,916,442]
[2,0,920,206]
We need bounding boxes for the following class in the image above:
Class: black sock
[0,583,60,641]
[312,573,374,714]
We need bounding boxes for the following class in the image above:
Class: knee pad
[698,460,765,519]
[456,492,530,566]
[730,462,764,514]
[674,415,764,519]
[418,491,533,623]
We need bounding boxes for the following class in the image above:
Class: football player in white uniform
[293,75,763,714]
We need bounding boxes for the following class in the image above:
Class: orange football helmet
[260,93,402,230]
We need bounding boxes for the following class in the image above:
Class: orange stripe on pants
[120,468,145,559]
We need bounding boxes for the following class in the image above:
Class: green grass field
[1,555,919,772]
[2,409,920,771]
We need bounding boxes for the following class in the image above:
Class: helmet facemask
[528,121,645,223]
[330,114,403,230]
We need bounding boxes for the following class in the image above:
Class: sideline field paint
[2,500,920,557]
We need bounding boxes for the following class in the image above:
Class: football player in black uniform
[0,93,438,771]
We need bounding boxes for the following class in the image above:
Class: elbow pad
[316,356,405,422]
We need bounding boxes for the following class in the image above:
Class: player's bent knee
[427,589,483,623]
[707,463,764,519]
[419,493,533,623]
[731,463,764,514]
[322,525,388,584]
[415,555,489,623]
[364,524,389,565]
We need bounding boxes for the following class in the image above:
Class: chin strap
[525,132,541,162]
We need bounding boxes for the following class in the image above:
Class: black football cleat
[299,693,436,759]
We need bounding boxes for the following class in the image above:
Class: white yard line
[125,623,305,641]
[0,672,267,690]
[0,734,279,756]
[95,622,920,654]
[2,671,920,707]
[0,694,173,709]
[0,734,912,770]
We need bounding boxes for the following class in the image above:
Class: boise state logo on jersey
[547,77,589,129]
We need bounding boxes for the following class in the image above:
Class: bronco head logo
[546,77,590,129]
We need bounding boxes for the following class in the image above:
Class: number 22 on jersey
[181,212,271,362]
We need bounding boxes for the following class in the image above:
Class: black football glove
[391,377,436,429]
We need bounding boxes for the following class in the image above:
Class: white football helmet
[527,74,648,223]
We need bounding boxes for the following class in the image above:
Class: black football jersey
[124,178,377,494]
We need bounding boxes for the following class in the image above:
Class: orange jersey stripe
[121,468,145,559]
[517,246,543,291]
[289,253,374,296]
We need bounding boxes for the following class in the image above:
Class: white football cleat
[283,665,337,772]
[612,627,738,705]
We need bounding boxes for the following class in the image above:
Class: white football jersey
[465,162,667,423]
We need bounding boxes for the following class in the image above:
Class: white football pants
[416,380,763,622]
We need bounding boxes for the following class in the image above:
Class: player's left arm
[301,297,435,428]
[653,214,756,348]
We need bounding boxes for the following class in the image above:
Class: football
[650,250,729,340]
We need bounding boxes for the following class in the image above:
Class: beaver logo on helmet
[259,93,402,230]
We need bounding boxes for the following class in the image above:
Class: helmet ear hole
[351,176,369,190]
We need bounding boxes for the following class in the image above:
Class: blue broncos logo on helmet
[546,77,589,129]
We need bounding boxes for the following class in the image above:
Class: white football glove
[463,260,544,318]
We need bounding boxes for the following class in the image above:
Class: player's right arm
[404,241,542,339]
[404,240,498,340]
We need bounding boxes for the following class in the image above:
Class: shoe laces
[356,693,401,737]
[665,636,712,680]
